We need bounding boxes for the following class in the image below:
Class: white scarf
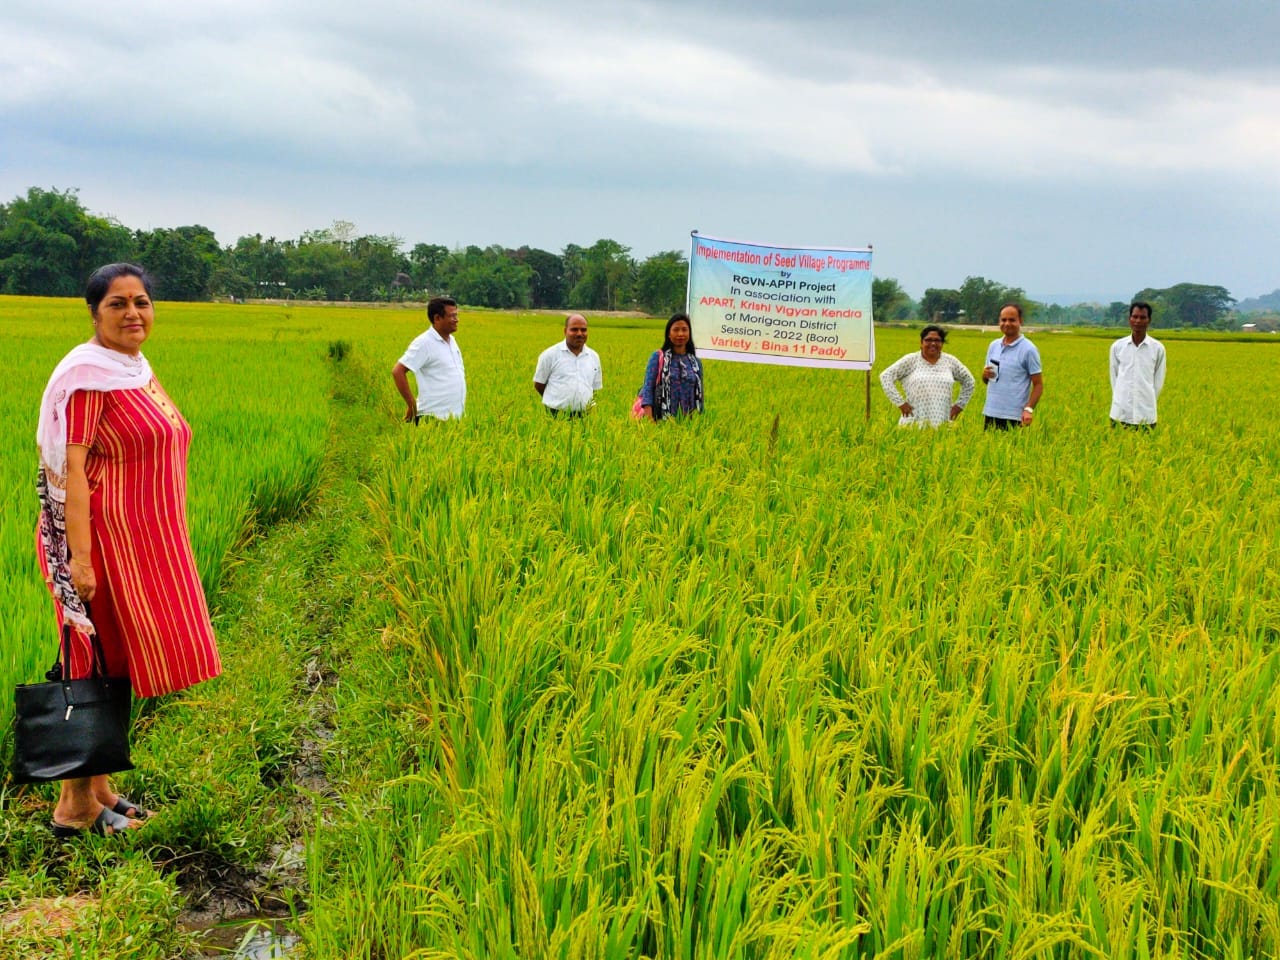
[37,342,153,501]
[36,342,153,636]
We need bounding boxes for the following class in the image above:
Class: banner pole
[865,370,871,421]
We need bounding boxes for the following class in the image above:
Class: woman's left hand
[949,404,963,420]
[69,557,96,601]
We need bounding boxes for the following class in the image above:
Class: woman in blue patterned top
[639,313,704,420]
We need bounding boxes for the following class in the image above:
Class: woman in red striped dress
[36,263,221,837]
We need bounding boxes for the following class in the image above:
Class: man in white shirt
[533,314,602,417]
[392,296,466,422]
[1110,301,1165,429]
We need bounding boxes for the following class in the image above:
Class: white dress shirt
[533,342,602,412]
[399,327,466,419]
[1110,335,1165,425]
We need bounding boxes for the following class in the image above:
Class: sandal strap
[94,805,134,834]
[112,796,151,819]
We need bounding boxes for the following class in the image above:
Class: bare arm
[1027,373,1044,409]
[533,350,552,398]
[64,444,95,601]
[392,363,417,422]
[1022,373,1044,425]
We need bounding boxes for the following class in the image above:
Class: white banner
[687,232,875,370]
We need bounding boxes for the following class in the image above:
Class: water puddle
[189,917,300,958]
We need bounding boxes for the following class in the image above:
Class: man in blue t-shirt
[981,302,1044,430]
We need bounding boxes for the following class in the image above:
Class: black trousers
[983,416,1023,431]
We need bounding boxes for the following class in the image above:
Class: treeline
[916,276,1239,330]
[0,187,1250,328]
[0,188,688,314]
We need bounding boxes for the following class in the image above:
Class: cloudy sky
[3,0,1277,303]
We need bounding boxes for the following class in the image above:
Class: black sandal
[51,805,134,838]
[111,796,152,820]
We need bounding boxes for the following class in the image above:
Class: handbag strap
[55,600,110,681]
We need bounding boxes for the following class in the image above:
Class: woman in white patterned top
[879,325,976,427]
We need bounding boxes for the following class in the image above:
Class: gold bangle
[69,557,92,569]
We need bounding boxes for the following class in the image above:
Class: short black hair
[920,324,947,343]
[86,263,154,315]
[1129,301,1153,318]
[661,312,696,354]
[427,296,458,322]
[999,301,1023,321]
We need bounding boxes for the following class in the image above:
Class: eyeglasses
[922,338,943,344]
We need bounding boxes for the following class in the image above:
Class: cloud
[1,0,1276,298]
[514,15,1280,188]
[606,0,1280,73]
[4,0,1276,187]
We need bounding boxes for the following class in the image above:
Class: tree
[410,243,449,293]
[1025,301,1107,326]
[301,220,358,247]
[224,234,290,298]
[1058,302,1107,326]
[1042,303,1066,325]
[958,275,1026,326]
[288,238,352,300]
[281,221,407,300]
[438,245,532,308]
[514,246,566,308]
[1106,301,1130,326]
[635,251,688,316]
[569,239,635,310]
[920,288,962,324]
[872,277,911,321]
[561,243,586,298]
[347,235,408,301]
[208,264,254,301]
[1133,283,1234,328]
[0,187,134,296]
[327,220,357,244]
[135,225,221,300]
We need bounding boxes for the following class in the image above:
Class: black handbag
[12,620,133,784]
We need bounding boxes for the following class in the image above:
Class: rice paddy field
[1,296,1278,959]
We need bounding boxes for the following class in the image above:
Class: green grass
[2,298,1278,958]
[307,313,1279,957]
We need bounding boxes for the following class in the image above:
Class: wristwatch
[1023,406,1034,414]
